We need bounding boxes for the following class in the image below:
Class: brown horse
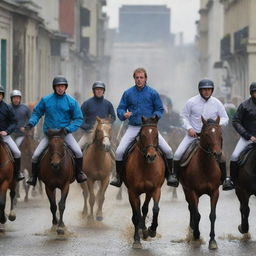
[39,129,75,235]
[19,128,42,201]
[180,117,222,250]
[235,145,256,234]
[81,117,113,221]
[0,136,17,226]
[124,116,165,249]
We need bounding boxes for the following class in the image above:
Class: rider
[25,75,87,186]
[110,67,174,187]
[9,90,31,147]
[168,79,233,190]
[0,85,24,181]
[78,81,116,150]
[228,82,256,189]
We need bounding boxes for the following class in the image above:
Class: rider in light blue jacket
[26,76,87,186]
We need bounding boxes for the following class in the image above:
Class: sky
[105,0,200,44]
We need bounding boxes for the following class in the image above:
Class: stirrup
[167,175,179,187]
[76,172,87,183]
[110,177,122,187]
[16,172,25,181]
[26,176,37,186]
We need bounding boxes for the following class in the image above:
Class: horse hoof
[148,227,156,238]
[238,224,248,234]
[96,216,103,221]
[209,240,218,250]
[142,229,149,239]
[56,227,65,235]
[24,197,28,203]
[8,214,16,222]
[132,241,142,249]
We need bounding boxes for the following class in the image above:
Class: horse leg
[0,190,7,224]
[186,191,200,240]
[23,177,30,202]
[116,185,123,200]
[96,177,109,221]
[148,188,161,238]
[80,182,89,217]
[208,190,219,250]
[128,189,142,249]
[236,188,250,234]
[8,182,16,221]
[57,184,69,235]
[45,186,58,229]
[141,193,151,239]
[87,179,96,220]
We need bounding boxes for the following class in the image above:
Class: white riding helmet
[10,89,22,98]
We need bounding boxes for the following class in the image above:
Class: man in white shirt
[168,79,233,190]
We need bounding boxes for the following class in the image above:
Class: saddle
[180,139,200,167]
[237,143,256,166]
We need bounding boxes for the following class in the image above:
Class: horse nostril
[51,162,59,169]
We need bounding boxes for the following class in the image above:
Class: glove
[24,123,33,131]
[63,128,69,135]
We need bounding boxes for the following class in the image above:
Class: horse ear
[96,116,101,123]
[216,116,220,124]
[154,115,159,122]
[201,116,207,125]
[141,116,146,123]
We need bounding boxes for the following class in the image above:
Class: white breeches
[3,135,21,158]
[230,137,253,161]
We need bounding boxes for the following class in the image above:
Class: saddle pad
[237,143,256,166]
[2,142,14,163]
[180,139,199,167]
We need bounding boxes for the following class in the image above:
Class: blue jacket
[117,85,164,126]
[0,100,17,134]
[80,96,116,131]
[28,93,83,133]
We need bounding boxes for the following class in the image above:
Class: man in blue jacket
[78,81,116,150]
[0,86,24,181]
[110,68,174,187]
[26,76,87,186]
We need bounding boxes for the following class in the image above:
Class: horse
[19,128,42,201]
[124,116,165,249]
[235,144,256,235]
[180,117,222,250]
[0,136,17,227]
[80,117,113,221]
[39,128,75,235]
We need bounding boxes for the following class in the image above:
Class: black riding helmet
[52,75,68,90]
[249,82,256,94]
[92,81,105,90]
[198,79,214,91]
[0,85,5,98]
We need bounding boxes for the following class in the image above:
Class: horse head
[47,128,66,170]
[94,117,112,152]
[200,116,222,161]
[139,116,159,163]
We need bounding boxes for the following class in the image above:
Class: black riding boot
[75,157,87,183]
[110,161,123,187]
[27,162,39,186]
[221,161,234,191]
[14,158,24,181]
[167,160,179,187]
[230,160,238,186]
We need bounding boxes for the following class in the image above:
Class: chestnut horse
[39,129,75,235]
[235,145,256,235]
[80,117,113,221]
[0,136,17,226]
[124,116,165,249]
[180,117,222,250]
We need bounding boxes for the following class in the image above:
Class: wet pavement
[1,183,256,256]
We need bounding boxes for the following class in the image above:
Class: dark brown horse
[235,145,256,235]
[124,116,165,249]
[39,129,75,235]
[0,136,17,226]
[180,117,222,250]
[80,117,113,221]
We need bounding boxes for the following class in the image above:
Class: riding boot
[14,158,24,181]
[230,161,238,186]
[27,162,39,186]
[167,160,179,187]
[74,157,87,183]
[110,160,123,187]
[221,161,235,191]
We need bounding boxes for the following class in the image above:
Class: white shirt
[181,94,229,133]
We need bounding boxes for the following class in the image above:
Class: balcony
[221,34,231,60]
[234,26,248,54]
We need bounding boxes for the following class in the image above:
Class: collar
[135,84,146,91]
